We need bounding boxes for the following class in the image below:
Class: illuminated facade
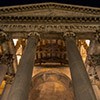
[0,2,100,100]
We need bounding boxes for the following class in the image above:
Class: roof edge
[0,2,100,15]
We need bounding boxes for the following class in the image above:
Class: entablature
[0,16,100,24]
[0,3,100,40]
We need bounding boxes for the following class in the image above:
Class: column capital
[95,30,100,42]
[8,33,39,100]
[27,31,40,40]
[0,53,13,65]
[5,75,14,85]
[0,30,9,44]
[63,31,76,38]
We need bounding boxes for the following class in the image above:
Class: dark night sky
[0,0,100,7]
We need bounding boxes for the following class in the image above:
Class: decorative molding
[88,54,100,66]
[0,53,13,65]
[0,16,100,23]
[63,31,76,38]
[28,31,40,40]
[0,30,8,44]
[0,3,100,15]
[0,24,99,32]
[95,31,100,42]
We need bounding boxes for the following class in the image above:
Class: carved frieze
[0,24,99,32]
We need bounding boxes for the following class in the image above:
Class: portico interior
[0,2,100,100]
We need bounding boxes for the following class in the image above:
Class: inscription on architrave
[0,24,99,32]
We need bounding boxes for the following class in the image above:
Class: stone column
[92,84,100,100]
[0,64,7,85]
[0,31,9,85]
[0,30,8,45]
[1,80,12,100]
[1,39,15,76]
[64,32,96,100]
[8,32,39,100]
[8,39,18,73]
[0,31,13,100]
[87,32,100,79]
[85,32,100,100]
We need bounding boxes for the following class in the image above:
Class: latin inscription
[0,24,99,32]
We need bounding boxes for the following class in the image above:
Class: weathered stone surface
[64,32,96,100]
[8,35,39,100]
[0,65,7,85]
[29,71,74,100]
[0,2,100,100]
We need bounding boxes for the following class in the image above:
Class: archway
[29,71,74,100]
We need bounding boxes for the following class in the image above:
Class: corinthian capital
[28,31,40,40]
[0,30,8,44]
[95,30,100,42]
[63,31,76,38]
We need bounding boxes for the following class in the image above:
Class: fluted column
[8,32,39,100]
[64,32,96,100]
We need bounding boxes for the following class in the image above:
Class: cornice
[0,3,100,15]
[0,16,100,23]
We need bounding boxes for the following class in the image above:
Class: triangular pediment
[0,2,100,17]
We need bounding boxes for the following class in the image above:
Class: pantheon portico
[0,2,100,100]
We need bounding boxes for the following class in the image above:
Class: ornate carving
[28,31,40,37]
[63,31,76,39]
[0,3,100,15]
[0,16,100,23]
[63,31,76,38]
[0,24,98,33]
[35,39,68,66]
[28,31,40,41]
[0,53,13,65]
[0,30,8,44]
[95,31,100,43]
[0,53,14,76]
[88,54,100,66]
[4,75,14,84]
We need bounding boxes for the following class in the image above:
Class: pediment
[0,2,100,17]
